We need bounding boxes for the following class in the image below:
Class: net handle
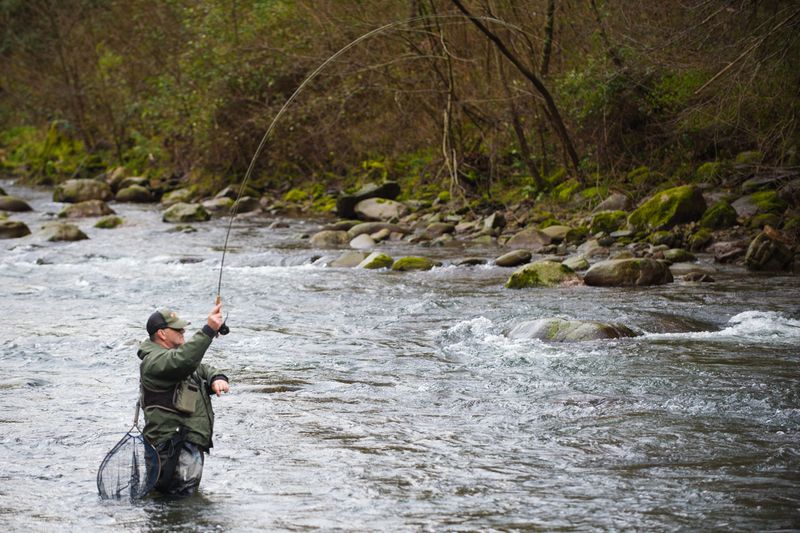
[133,400,141,430]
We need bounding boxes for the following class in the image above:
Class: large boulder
[391,256,442,271]
[358,252,394,269]
[508,318,637,342]
[731,190,787,219]
[504,226,552,249]
[505,260,581,289]
[699,201,738,229]
[115,185,153,203]
[0,195,33,212]
[627,185,707,231]
[41,222,88,242]
[590,210,627,234]
[0,220,31,239]
[336,181,401,218]
[53,179,113,203]
[162,203,210,223]
[58,200,114,218]
[583,258,673,286]
[310,230,350,248]
[354,197,409,221]
[744,227,794,272]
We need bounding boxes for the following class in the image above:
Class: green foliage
[283,188,309,203]
[552,178,581,203]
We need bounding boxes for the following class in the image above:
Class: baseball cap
[146,309,190,336]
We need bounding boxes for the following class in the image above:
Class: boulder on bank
[583,258,673,286]
[508,318,637,342]
[745,227,794,272]
[699,201,738,229]
[58,200,114,218]
[504,226,552,249]
[162,203,210,223]
[161,188,194,207]
[115,184,153,203]
[41,222,88,242]
[336,181,401,218]
[358,251,394,269]
[732,190,787,219]
[0,220,31,239]
[593,192,631,212]
[53,179,113,203]
[505,260,581,289]
[310,230,350,248]
[354,197,409,221]
[627,185,707,231]
[0,195,33,212]
[391,256,442,271]
[590,210,627,234]
[495,249,532,267]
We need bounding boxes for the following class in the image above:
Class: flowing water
[1,180,799,532]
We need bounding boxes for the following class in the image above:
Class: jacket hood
[137,339,162,360]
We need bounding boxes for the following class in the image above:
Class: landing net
[97,417,160,500]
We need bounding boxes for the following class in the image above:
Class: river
[1,179,798,531]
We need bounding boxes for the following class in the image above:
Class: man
[138,301,230,496]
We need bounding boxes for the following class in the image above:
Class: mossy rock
[436,191,451,203]
[283,188,309,203]
[562,255,590,271]
[628,185,707,231]
[0,195,33,212]
[734,150,763,165]
[626,166,664,188]
[538,218,563,229]
[565,226,589,243]
[53,179,113,203]
[648,230,677,247]
[358,252,394,269]
[0,220,31,239]
[663,248,696,263]
[590,210,627,234]
[750,190,787,214]
[162,203,210,223]
[688,228,713,251]
[508,318,637,342]
[699,201,737,229]
[59,200,114,218]
[41,222,88,242]
[391,256,442,271]
[161,188,194,207]
[95,215,123,229]
[505,260,580,289]
[552,179,581,203]
[583,258,673,286]
[748,213,781,229]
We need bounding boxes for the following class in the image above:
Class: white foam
[645,310,800,344]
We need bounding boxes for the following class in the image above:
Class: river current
[1,180,798,532]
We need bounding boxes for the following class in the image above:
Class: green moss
[311,195,336,213]
[391,256,441,271]
[750,190,787,214]
[358,252,394,269]
[688,228,713,251]
[648,230,675,246]
[95,215,123,229]
[590,211,627,234]
[437,191,451,203]
[538,218,562,229]
[699,201,737,229]
[627,185,706,230]
[735,150,763,165]
[565,226,589,243]
[695,161,730,184]
[552,178,581,203]
[783,216,800,232]
[748,213,781,229]
[505,261,578,289]
[283,188,308,203]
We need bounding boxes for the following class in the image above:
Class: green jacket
[137,329,227,450]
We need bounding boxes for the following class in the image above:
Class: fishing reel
[218,322,230,336]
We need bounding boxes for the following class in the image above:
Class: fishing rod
[214,13,528,303]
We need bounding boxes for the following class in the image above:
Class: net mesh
[97,430,160,500]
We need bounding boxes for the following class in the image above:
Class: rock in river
[162,203,210,223]
[505,260,581,289]
[508,318,637,342]
[310,230,350,248]
[583,258,673,286]
[336,181,401,219]
[358,252,394,269]
[41,222,88,242]
[0,195,33,212]
[495,249,532,267]
[391,256,442,271]
[0,220,31,239]
[115,185,153,203]
[354,197,409,222]
[53,179,113,203]
[58,200,114,218]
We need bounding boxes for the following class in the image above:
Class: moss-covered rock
[94,215,123,229]
[310,230,350,248]
[552,178,581,203]
[590,210,627,234]
[0,195,33,212]
[699,201,737,229]
[162,203,210,223]
[0,220,31,239]
[750,190,787,214]
[695,161,729,183]
[562,255,590,271]
[505,260,581,289]
[748,213,781,229]
[663,248,696,263]
[59,199,114,218]
[734,150,763,166]
[41,222,88,242]
[583,258,673,286]
[358,251,394,269]
[53,179,113,203]
[745,228,794,271]
[508,318,637,342]
[391,256,442,271]
[202,197,235,213]
[565,226,589,243]
[688,228,713,251]
[648,230,677,247]
[161,188,194,207]
[628,185,707,231]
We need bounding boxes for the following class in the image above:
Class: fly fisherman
[138,302,230,496]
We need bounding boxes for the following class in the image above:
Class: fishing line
[215,14,527,300]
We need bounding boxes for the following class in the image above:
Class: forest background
[1,0,798,211]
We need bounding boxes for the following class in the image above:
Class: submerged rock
[53,179,113,203]
[0,195,33,212]
[391,256,442,271]
[508,318,637,342]
[505,260,581,289]
[358,252,394,269]
[0,220,31,239]
[162,203,210,223]
[58,200,114,218]
[583,258,673,286]
[628,185,707,231]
